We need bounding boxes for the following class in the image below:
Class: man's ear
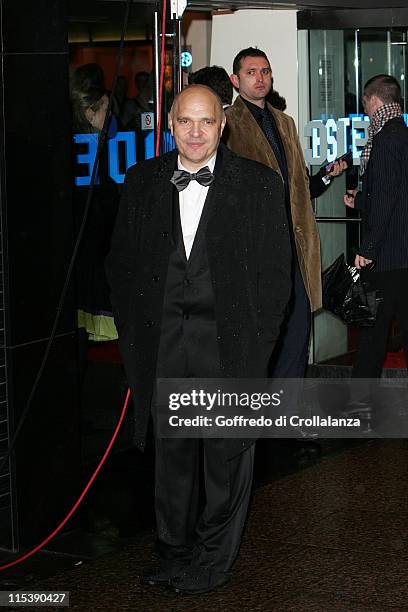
[85,107,94,125]
[220,115,227,136]
[168,112,174,135]
[373,95,384,109]
[230,74,239,90]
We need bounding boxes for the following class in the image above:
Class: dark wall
[298,8,408,29]
[196,0,408,8]
[268,0,408,6]
[0,0,80,549]
[292,0,407,9]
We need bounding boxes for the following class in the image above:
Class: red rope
[0,388,131,571]
[155,0,167,157]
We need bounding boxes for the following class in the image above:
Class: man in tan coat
[226,47,328,379]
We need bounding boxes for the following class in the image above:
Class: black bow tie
[170,166,214,192]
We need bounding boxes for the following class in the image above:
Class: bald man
[106,85,291,594]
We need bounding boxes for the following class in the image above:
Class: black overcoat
[355,117,408,271]
[105,144,291,454]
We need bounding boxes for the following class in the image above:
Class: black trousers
[154,437,254,573]
[353,268,408,377]
[154,312,254,574]
[269,263,311,379]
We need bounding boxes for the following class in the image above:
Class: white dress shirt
[178,154,216,259]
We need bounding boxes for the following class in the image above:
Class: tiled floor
[2,440,408,611]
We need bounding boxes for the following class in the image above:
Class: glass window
[305,27,408,366]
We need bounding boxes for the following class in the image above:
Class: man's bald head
[168,84,226,171]
[170,84,224,120]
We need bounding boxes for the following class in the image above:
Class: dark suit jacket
[355,117,408,271]
[105,143,291,452]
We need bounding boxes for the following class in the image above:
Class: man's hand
[344,189,357,208]
[354,254,373,269]
[327,159,348,177]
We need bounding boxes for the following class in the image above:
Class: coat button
[162,231,169,239]
[152,275,160,282]
[183,312,189,320]
[183,278,190,286]
[146,320,155,328]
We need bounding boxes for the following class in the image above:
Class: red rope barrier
[0,388,131,571]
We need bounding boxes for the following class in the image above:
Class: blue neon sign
[74,130,175,186]
[181,51,193,68]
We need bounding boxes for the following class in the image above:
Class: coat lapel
[152,149,178,237]
[232,97,282,177]
[203,145,239,248]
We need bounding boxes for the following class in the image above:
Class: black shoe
[170,568,231,595]
[141,560,190,587]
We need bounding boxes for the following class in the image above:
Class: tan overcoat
[225,96,322,311]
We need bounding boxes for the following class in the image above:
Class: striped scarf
[360,102,402,175]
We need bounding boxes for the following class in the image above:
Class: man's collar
[240,95,266,117]
[177,152,217,173]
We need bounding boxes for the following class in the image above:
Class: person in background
[112,75,130,127]
[266,84,287,112]
[189,65,233,108]
[344,74,408,379]
[71,84,109,134]
[133,71,154,112]
[70,62,120,135]
[70,72,119,361]
[120,72,154,162]
[225,47,347,387]
[113,75,153,131]
[70,62,105,93]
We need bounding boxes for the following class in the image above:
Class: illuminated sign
[304,114,408,165]
[304,115,368,165]
[74,130,175,186]
[75,113,408,184]
[181,51,193,68]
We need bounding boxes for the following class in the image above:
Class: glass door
[304,27,408,367]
